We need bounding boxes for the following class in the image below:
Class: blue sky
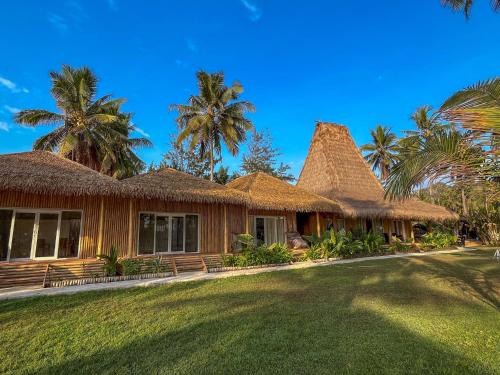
[0,0,499,177]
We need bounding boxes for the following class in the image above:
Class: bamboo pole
[128,199,134,258]
[224,204,228,254]
[316,212,321,236]
[245,207,249,234]
[97,197,105,255]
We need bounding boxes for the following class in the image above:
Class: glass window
[155,216,169,253]
[10,212,36,259]
[58,211,81,258]
[138,213,155,255]
[0,210,13,261]
[185,215,199,253]
[265,218,277,244]
[171,216,184,252]
[255,217,265,244]
[35,213,59,258]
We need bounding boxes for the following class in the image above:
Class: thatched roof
[297,123,459,221]
[0,151,127,197]
[227,172,342,213]
[122,168,248,205]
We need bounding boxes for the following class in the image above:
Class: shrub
[144,258,170,273]
[97,245,121,276]
[388,237,414,253]
[222,242,293,267]
[121,258,142,275]
[421,231,457,250]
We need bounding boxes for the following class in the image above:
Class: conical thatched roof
[0,151,127,197]
[227,172,342,213]
[297,122,458,221]
[122,168,248,205]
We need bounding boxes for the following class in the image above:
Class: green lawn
[1,249,499,375]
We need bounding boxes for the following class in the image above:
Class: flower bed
[208,262,291,273]
[50,272,173,288]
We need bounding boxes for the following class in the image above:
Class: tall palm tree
[442,0,500,18]
[14,65,150,178]
[170,71,255,181]
[360,125,399,180]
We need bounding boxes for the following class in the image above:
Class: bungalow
[0,123,458,287]
[296,122,458,241]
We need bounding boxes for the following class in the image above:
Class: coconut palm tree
[170,71,255,181]
[14,65,150,178]
[360,125,399,180]
[442,0,500,18]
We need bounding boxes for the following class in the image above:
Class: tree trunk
[429,182,434,204]
[461,189,468,217]
[209,139,214,182]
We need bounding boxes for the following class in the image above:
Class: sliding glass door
[0,209,82,262]
[137,213,200,255]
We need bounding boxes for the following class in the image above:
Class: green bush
[144,258,170,273]
[222,242,293,267]
[421,231,457,250]
[120,258,143,275]
[388,238,414,253]
[97,245,121,276]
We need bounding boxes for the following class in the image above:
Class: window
[336,219,346,231]
[392,220,405,239]
[251,216,286,246]
[0,209,82,261]
[137,213,200,255]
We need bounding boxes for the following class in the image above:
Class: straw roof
[0,151,127,197]
[297,123,458,221]
[122,167,248,205]
[227,172,342,213]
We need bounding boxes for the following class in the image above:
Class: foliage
[442,0,500,19]
[97,246,121,276]
[236,233,255,251]
[360,125,399,180]
[154,133,218,179]
[388,237,415,253]
[14,65,151,178]
[468,205,500,245]
[144,258,170,274]
[303,229,385,260]
[222,241,292,267]
[240,129,295,182]
[170,70,255,181]
[420,231,457,250]
[213,165,239,184]
[120,258,142,276]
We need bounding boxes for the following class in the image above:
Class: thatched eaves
[0,151,127,197]
[122,167,248,205]
[297,122,458,221]
[228,172,342,213]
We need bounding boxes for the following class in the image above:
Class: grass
[0,249,499,375]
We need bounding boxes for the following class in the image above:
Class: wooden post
[127,200,134,258]
[245,207,249,234]
[316,212,321,236]
[224,204,229,253]
[97,197,105,255]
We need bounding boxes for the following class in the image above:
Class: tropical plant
[97,245,121,276]
[468,205,500,245]
[360,125,399,180]
[420,231,457,250]
[241,129,295,182]
[222,242,292,267]
[170,71,255,181]
[120,258,142,276]
[442,0,500,19]
[14,65,150,178]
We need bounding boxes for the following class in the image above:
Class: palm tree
[360,125,399,180]
[170,71,255,181]
[14,65,150,178]
[442,0,500,18]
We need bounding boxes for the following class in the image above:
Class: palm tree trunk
[461,188,468,217]
[209,139,214,182]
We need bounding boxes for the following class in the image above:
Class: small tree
[213,166,240,185]
[158,134,218,179]
[241,129,294,182]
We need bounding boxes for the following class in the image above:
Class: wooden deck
[0,254,224,289]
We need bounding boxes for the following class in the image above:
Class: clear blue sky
[0,0,498,177]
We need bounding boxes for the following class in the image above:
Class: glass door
[171,216,184,252]
[9,212,36,260]
[34,213,59,259]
